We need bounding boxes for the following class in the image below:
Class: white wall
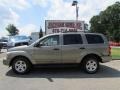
[30,32,45,43]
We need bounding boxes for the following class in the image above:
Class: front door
[33,35,61,64]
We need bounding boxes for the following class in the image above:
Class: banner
[45,20,85,34]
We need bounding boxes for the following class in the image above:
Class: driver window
[40,35,59,46]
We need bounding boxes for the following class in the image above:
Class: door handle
[79,47,85,49]
[53,48,59,50]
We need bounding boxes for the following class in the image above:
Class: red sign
[48,22,82,29]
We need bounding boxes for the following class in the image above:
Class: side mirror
[39,43,44,46]
[34,43,43,47]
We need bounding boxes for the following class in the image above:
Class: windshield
[0,39,8,42]
[10,36,28,41]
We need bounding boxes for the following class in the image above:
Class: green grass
[111,47,120,59]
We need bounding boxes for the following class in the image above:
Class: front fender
[7,51,36,65]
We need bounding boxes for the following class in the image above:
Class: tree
[6,24,19,36]
[90,2,120,42]
[39,27,43,38]
[112,30,120,42]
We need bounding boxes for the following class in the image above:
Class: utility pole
[72,1,79,31]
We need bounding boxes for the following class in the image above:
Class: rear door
[85,34,108,56]
[61,34,84,63]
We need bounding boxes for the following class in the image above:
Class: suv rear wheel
[82,57,99,74]
[12,57,32,74]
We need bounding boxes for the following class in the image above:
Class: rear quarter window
[85,34,104,44]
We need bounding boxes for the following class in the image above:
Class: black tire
[82,56,99,74]
[12,57,32,74]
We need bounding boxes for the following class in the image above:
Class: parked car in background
[0,37,8,49]
[3,32,112,74]
[7,35,31,48]
[0,42,2,52]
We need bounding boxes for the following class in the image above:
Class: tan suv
[3,33,112,74]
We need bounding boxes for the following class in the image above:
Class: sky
[0,0,119,37]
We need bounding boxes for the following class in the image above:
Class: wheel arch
[9,55,32,67]
[80,53,102,64]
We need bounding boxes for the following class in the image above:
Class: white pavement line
[111,46,120,48]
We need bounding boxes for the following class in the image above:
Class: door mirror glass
[34,42,43,47]
[34,43,40,47]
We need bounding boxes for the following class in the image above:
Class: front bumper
[3,59,9,66]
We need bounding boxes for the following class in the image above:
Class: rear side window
[63,34,83,45]
[85,34,104,44]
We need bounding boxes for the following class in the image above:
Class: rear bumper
[101,55,112,63]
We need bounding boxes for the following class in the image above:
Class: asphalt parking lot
[0,50,120,90]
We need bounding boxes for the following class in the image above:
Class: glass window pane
[41,35,59,46]
[85,34,104,44]
[63,34,83,45]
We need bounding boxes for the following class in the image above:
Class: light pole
[72,1,79,21]
[72,1,79,31]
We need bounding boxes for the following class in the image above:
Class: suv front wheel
[12,57,32,74]
[82,57,99,74]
